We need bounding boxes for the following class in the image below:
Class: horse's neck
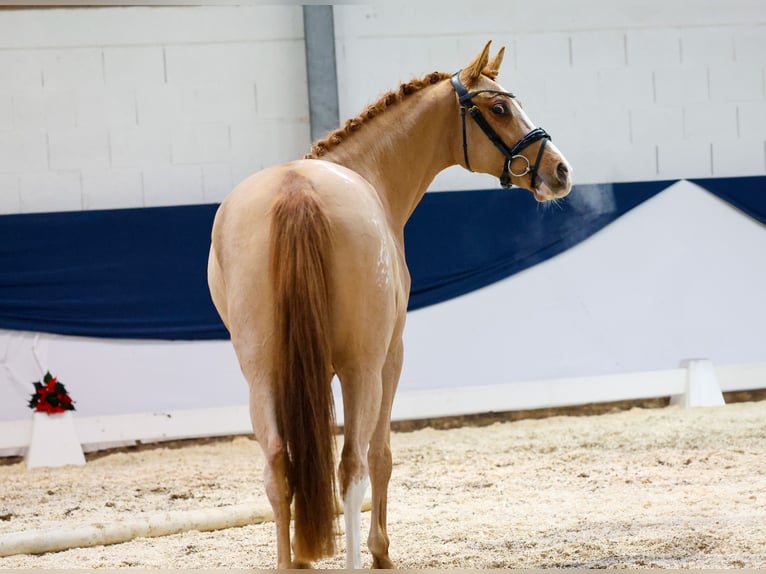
[322,81,458,230]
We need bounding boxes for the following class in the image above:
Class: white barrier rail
[1,360,764,467]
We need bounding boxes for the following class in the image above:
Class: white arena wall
[1,2,765,456]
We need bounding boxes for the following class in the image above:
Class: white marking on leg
[344,475,369,569]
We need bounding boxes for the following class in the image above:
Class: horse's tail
[269,170,337,561]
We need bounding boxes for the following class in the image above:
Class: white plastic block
[202,164,234,204]
[656,140,712,180]
[684,103,737,139]
[653,67,709,105]
[630,106,684,144]
[40,48,104,89]
[142,165,203,207]
[103,46,165,87]
[25,412,85,469]
[0,174,21,215]
[712,138,766,177]
[171,123,231,165]
[48,128,110,171]
[81,168,144,211]
[109,126,171,167]
[626,28,681,67]
[670,359,725,408]
[571,30,626,68]
[19,171,82,213]
[709,64,765,103]
[681,27,735,65]
[0,130,47,173]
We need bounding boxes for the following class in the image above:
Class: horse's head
[452,42,572,202]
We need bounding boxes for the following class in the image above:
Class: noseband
[450,70,551,189]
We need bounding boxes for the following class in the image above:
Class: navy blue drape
[691,176,766,225]
[1,176,764,340]
[0,204,224,339]
[405,180,672,310]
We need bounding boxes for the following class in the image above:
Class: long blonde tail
[269,170,337,561]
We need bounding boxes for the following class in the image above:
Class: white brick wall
[739,102,766,138]
[334,0,766,188]
[0,130,47,172]
[0,94,12,132]
[1,2,764,214]
[142,165,204,207]
[109,126,171,168]
[626,29,681,67]
[48,128,110,171]
[81,168,143,211]
[18,171,82,213]
[0,175,20,213]
[0,6,307,215]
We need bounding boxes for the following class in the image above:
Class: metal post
[303,5,340,143]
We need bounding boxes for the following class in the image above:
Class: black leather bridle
[450,70,551,189]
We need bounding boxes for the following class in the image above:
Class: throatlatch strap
[459,105,472,171]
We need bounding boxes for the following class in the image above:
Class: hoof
[291,560,313,569]
[371,556,395,569]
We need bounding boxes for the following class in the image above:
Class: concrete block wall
[334,0,766,189]
[0,6,309,214]
[1,3,764,214]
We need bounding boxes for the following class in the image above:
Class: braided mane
[305,71,451,159]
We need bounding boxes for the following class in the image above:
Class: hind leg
[246,374,298,569]
[336,366,383,569]
[367,338,402,569]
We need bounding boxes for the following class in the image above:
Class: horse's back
[209,160,406,365]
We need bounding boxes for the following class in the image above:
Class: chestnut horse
[208,42,571,569]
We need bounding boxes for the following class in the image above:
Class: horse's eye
[491,103,508,116]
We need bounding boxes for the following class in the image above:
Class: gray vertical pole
[303,5,340,143]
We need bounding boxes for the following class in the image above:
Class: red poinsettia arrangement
[28,372,76,414]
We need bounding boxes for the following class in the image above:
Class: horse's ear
[484,46,505,80]
[462,41,492,85]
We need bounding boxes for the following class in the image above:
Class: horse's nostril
[556,162,569,182]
